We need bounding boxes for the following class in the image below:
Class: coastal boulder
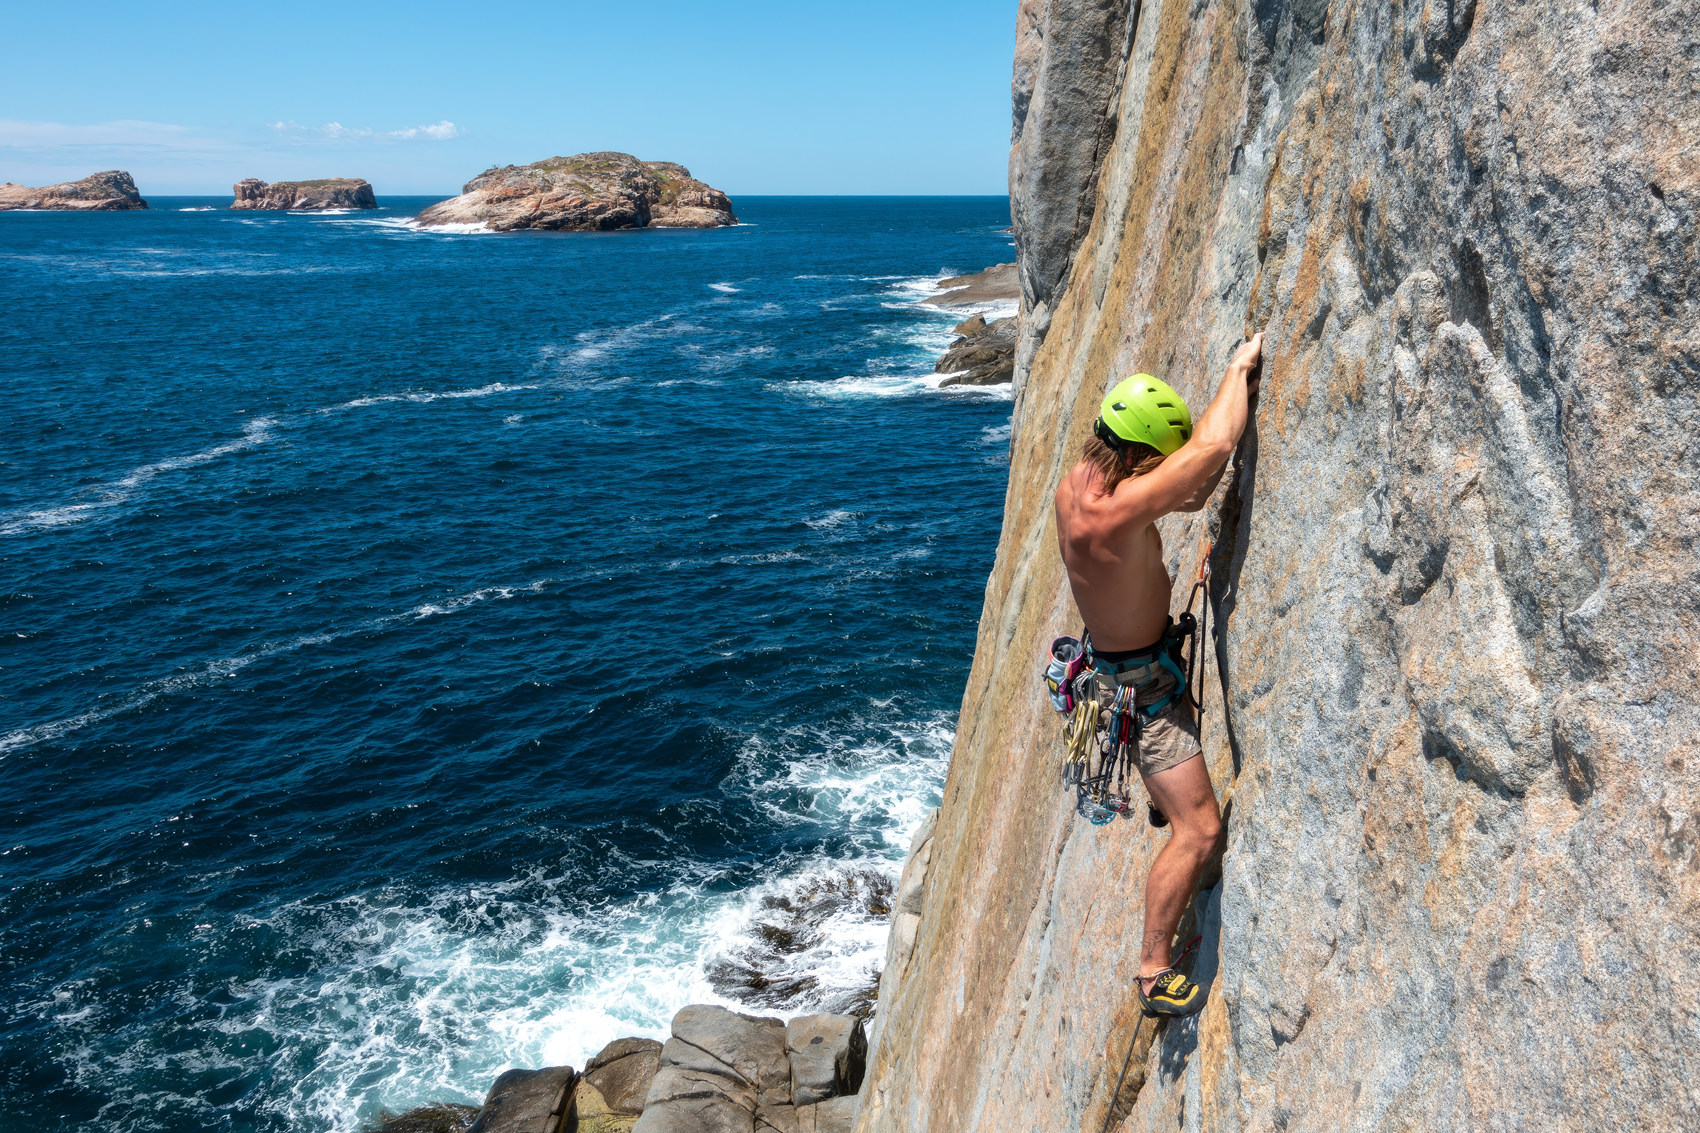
[230,177,377,210]
[936,316,1017,386]
[575,1037,662,1132]
[414,152,735,232]
[784,1014,866,1106]
[465,1065,576,1133]
[0,170,147,211]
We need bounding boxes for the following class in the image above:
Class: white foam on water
[708,282,740,293]
[980,422,1014,446]
[715,550,810,566]
[33,703,951,1132]
[776,371,1013,402]
[804,509,859,531]
[327,382,538,411]
[0,632,330,758]
[294,711,946,1130]
[332,217,493,235]
[177,206,215,212]
[0,578,552,757]
[0,417,277,537]
[410,580,546,619]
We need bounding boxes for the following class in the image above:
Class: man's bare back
[1054,335,1263,650]
[1051,334,1262,1013]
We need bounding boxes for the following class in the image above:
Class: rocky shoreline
[231,177,376,210]
[924,263,1020,386]
[414,152,736,232]
[0,170,147,210]
[365,814,940,1133]
[372,1006,865,1133]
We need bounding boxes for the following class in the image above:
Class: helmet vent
[1111,402,1126,411]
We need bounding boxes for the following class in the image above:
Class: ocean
[0,196,1015,1131]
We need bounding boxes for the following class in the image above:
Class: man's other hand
[1232,332,1263,393]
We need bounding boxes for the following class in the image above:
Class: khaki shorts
[1093,669,1203,779]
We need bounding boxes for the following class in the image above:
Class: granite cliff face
[859,1,1697,1131]
[230,177,377,210]
[414,152,736,231]
[0,170,147,210]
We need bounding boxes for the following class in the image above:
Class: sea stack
[230,178,377,211]
[413,151,736,232]
[0,171,147,211]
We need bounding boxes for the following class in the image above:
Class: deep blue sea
[0,196,1014,1132]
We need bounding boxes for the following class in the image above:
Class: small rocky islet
[413,151,737,232]
[231,177,377,210]
[0,170,148,210]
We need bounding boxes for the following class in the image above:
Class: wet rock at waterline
[0,170,147,210]
[705,869,891,1014]
[920,262,1020,307]
[414,152,736,232]
[936,315,1017,386]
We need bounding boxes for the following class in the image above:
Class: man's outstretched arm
[1109,333,1263,523]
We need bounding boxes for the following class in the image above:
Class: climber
[1053,333,1262,1017]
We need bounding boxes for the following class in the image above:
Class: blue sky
[1,0,1017,196]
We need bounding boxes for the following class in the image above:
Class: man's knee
[1179,811,1223,858]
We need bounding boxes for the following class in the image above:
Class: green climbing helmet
[1095,373,1193,457]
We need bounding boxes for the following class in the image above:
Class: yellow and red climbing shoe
[1137,969,1205,1018]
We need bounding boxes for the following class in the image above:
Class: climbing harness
[1041,542,1215,825]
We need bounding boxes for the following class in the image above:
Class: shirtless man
[1053,333,1262,1017]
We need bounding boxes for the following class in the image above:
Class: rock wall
[858,0,1697,1131]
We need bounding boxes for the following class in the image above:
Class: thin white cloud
[0,119,206,149]
[268,120,462,141]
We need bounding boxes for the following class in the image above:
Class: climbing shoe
[1137,969,1205,1018]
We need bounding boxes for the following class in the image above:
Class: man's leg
[1137,753,1223,987]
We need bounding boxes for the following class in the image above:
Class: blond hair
[1081,431,1165,494]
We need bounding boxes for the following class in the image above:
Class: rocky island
[231,177,377,211]
[413,151,736,232]
[0,170,147,210]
